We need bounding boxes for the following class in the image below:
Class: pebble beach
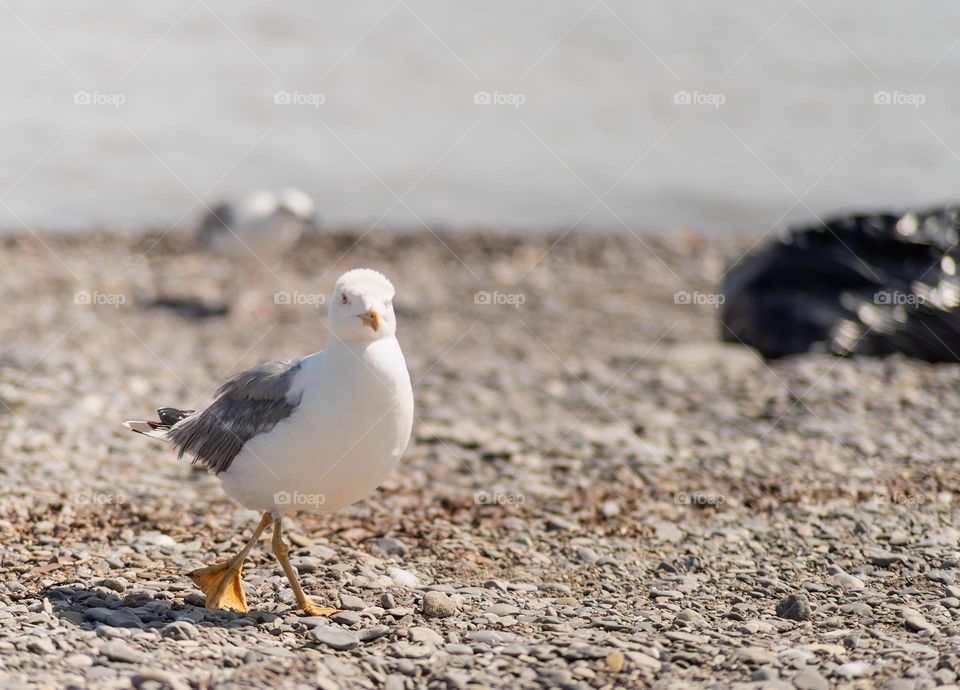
[1,229,959,690]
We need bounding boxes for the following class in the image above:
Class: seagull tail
[123,407,195,440]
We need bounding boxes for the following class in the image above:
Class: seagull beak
[358,308,381,332]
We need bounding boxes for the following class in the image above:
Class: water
[2,1,960,234]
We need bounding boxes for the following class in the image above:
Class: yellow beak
[358,308,381,332]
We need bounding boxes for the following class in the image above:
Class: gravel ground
[0,229,958,690]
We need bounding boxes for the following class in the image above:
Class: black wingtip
[157,408,194,426]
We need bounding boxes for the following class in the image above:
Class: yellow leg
[190,511,272,612]
[271,517,339,616]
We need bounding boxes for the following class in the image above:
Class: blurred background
[3,0,960,235]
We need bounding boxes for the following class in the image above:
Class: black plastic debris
[720,203,960,361]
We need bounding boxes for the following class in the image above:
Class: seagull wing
[165,359,304,474]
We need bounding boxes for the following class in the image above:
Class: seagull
[124,268,414,615]
[198,188,317,263]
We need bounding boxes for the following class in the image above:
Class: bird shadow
[42,585,280,631]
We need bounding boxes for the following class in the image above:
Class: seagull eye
[340,293,350,305]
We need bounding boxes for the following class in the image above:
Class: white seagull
[124,269,414,615]
[199,188,317,262]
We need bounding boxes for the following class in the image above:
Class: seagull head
[329,268,397,341]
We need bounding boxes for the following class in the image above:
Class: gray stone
[793,669,828,690]
[100,640,145,664]
[310,627,360,651]
[408,626,443,645]
[160,620,198,641]
[776,594,812,621]
[339,594,366,611]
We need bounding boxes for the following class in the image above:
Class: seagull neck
[325,334,393,361]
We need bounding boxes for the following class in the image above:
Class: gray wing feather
[169,359,302,474]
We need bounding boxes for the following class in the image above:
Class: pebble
[606,651,625,672]
[100,640,145,664]
[421,591,458,618]
[27,638,56,655]
[339,594,366,611]
[310,627,360,651]
[372,537,408,556]
[793,669,829,690]
[160,621,198,641]
[86,607,143,629]
[358,626,390,642]
[408,626,443,645]
[828,572,866,591]
[901,607,936,633]
[835,662,871,679]
[776,594,812,621]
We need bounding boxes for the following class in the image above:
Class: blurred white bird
[199,188,317,263]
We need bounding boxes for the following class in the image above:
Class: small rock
[358,626,390,642]
[829,572,865,591]
[606,651,625,672]
[793,669,829,690]
[601,500,621,518]
[776,594,812,621]
[65,653,93,668]
[310,627,359,651]
[575,547,599,563]
[331,610,361,627]
[901,607,935,633]
[100,640,145,664]
[339,594,366,611]
[28,638,56,655]
[160,621,198,641]
[372,537,408,556]
[422,591,458,618]
[387,567,422,588]
[835,662,870,679]
[408,627,443,645]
